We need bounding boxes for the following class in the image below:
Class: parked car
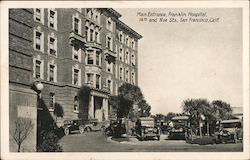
[105,120,126,137]
[63,119,85,135]
[214,119,243,144]
[83,119,109,132]
[168,116,189,140]
[135,117,160,141]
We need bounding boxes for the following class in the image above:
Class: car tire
[141,133,145,141]
[64,128,70,135]
[85,127,91,132]
[79,126,84,134]
[157,136,160,141]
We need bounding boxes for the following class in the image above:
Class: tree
[118,83,151,119]
[182,98,210,137]
[165,112,176,123]
[53,103,64,125]
[211,100,233,121]
[114,83,151,134]
[138,99,151,117]
[12,117,33,152]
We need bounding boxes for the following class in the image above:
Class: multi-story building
[9,9,37,152]
[32,8,142,124]
[9,8,142,152]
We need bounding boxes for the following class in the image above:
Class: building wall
[15,8,142,126]
[9,9,38,152]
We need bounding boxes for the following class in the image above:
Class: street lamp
[31,80,44,147]
[32,81,44,110]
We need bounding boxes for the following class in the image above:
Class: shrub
[37,130,62,152]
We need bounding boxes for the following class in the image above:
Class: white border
[1,1,249,160]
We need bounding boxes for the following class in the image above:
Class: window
[73,46,80,60]
[87,73,94,85]
[125,51,129,63]
[131,54,135,65]
[126,38,128,45]
[73,69,79,85]
[74,96,79,112]
[34,8,44,24]
[35,8,41,21]
[87,51,94,64]
[95,14,99,22]
[107,18,112,31]
[74,18,79,33]
[131,72,135,84]
[95,32,99,43]
[49,92,55,111]
[49,10,56,29]
[35,31,42,50]
[96,74,100,89]
[85,26,89,41]
[49,64,55,82]
[119,67,123,80]
[33,58,44,79]
[49,37,56,56]
[107,79,111,92]
[107,37,111,50]
[35,60,41,78]
[119,48,123,61]
[131,41,134,49]
[90,29,94,41]
[119,34,123,42]
[34,29,44,52]
[125,70,129,82]
[106,62,113,73]
[96,52,100,66]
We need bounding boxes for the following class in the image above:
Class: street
[58,131,243,152]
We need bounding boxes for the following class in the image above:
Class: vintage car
[105,120,126,137]
[83,119,109,132]
[63,119,85,135]
[168,116,189,140]
[135,117,160,141]
[214,119,243,144]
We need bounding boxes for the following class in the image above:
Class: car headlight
[179,128,183,132]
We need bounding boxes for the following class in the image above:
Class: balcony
[104,48,117,63]
[69,31,86,45]
[85,41,102,51]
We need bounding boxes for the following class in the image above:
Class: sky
[115,8,243,115]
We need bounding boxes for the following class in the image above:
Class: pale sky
[115,8,243,114]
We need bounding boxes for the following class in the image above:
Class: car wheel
[157,136,160,141]
[64,128,70,135]
[79,126,84,134]
[85,127,91,132]
[141,133,145,141]
[233,134,238,143]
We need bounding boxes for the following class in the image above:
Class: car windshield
[140,120,154,127]
[222,122,241,128]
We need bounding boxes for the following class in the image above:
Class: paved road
[59,131,243,152]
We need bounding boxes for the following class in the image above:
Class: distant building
[9,8,142,151]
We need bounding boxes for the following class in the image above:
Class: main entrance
[88,91,109,121]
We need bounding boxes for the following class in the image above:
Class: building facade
[32,8,142,124]
[9,8,142,151]
[9,9,37,152]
